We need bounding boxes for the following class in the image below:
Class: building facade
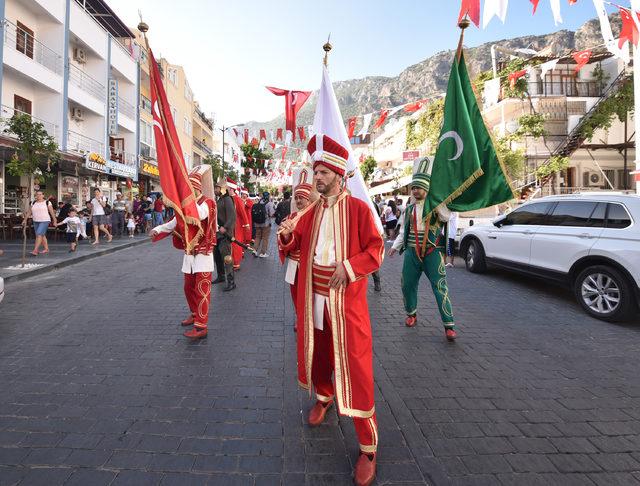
[0,0,140,212]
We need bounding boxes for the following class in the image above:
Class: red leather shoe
[405,315,417,327]
[445,328,457,341]
[308,400,332,426]
[181,314,195,326]
[184,327,207,340]
[354,453,376,486]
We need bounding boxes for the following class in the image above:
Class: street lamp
[218,123,243,177]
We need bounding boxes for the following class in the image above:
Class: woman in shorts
[24,190,57,256]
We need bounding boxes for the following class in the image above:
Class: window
[140,95,152,113]
[16,21,34,59]
[168,68,177,85]
[547,201,605,227]
[184,85,192,101]
[184,116,189,134]
[14,95,32,115]
[505,202,553,225]
[606,203,632,229]
[140,120,154,146]
[171,107,178,124]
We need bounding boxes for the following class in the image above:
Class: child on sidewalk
[55,208,81,252]
[126,212,136,238]
[78,210,89,240]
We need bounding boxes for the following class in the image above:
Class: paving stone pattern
[1,236,640,485]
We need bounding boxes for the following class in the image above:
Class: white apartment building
[0,0,140,212]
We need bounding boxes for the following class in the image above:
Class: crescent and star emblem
[438,131,464,161]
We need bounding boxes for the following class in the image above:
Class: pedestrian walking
[252,191,275,258]
[24,190,57,256]
[446,211,459,267]
[150,165,217,340]
[111,192,127,237]
[278,135,383,486]
[382,200,398,241]
[55,208,81,252]
[388,158,457,340]
[274,191,292,226]
[153,195,165,226]
[213,178,236,291]
[89,188,112,245]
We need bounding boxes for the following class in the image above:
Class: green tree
[203,154,223,181]
[494,136,525,181]
[5,113,60,267]
[360,156,377,183]
[406,98,445,152]
[579,78,634,141]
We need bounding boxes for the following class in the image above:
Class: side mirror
[493,215,507,228]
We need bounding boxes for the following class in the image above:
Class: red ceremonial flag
[251,138,259,147]
[269,142,276,150]
[373,109,389,131]
[276,128,283,141]
[530,0,540,13]
[404,98,428,113]
[619,7,640,48]
[281,146,288,162]
[243,129,249,144]
[259,129,266,140]
[572,49,592,73]
[568,0,577,4]
[265,86,312,136]
[148,48,202,252]
[347,117,357,138]
[297,126,306,141]
[509,69,528,88]
[458,0,480,27]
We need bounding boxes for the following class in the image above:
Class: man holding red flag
[227,178,250,271]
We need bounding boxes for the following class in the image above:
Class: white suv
[459,193,640,322]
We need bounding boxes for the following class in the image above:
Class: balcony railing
[118,97,135,119]
[69,64,105,100]
[531,80,604,98]
[3,19,63,75]
[67,130,104,154]
[193,137,212,155]
[109,149,137,167]
[140,95,152,115]
[140,143,157,160]
[0,105,58,141]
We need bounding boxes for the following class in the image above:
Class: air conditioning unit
[71,107,84,121]
[73,47,87,64]
[586,171,602,187]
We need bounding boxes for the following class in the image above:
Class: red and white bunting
[572,49,592,73]
[483,0,509,29]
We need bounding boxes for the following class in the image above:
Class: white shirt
[90,197,105,216]
[392,200,425,251]
[383,206,397,222]
[448,212,459,239]
[312,196,339,331]
[154,200,213,274]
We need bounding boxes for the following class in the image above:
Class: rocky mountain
[247,14,620,132]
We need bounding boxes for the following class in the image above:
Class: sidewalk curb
[3,238,151,284]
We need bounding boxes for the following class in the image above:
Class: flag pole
[456,16,470,61]
[323,34,332,66]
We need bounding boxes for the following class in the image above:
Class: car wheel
[465,239,487,273]
[574,265,635,322]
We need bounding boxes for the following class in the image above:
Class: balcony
[69,64,105,100]
[530,80,604,98]
[140,95,152,115]
[67,130,104,154]
[118,97,135,120]
[193,137,212,155]
[3,19,63,75]
[109,149,137,167]
[1,105,59,142]
[140,143,157,160]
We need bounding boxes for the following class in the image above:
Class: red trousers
[232,243,243,269]
[184,272,212,330]
[312,305,378,454]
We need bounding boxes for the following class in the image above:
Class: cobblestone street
[1,238,640,485]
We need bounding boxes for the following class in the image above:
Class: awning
[368,175,412,196]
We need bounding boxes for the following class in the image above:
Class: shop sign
[140,161,160,177]
[108,78,118,136]
[85,152,109,173]
[107,159,137,179]
[402,150,420,162]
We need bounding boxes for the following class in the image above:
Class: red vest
[170,196,217,255]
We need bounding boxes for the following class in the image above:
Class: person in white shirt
[89,188,112,245]
[446,212,459,267]
[55,208,81,252]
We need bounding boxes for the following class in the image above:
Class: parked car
[459,193,640,322]
[0,276,4,305]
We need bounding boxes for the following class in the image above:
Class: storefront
[138,159,160,196]
[83,152,138,204]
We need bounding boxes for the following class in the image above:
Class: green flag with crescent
[426,52,515,215]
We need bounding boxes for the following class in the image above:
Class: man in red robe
[150,165,217,340]
[278,135,383,486]
[278,171,313,329]
[227,179,250,271]
[241,189,254,243]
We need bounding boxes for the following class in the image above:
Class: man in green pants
[388,157,457,341]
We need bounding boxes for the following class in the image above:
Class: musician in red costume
[278,170,313,325]
[227,178,250,271]
[278,135,383,486]
[241,190,254,243]
[150,165,217,340]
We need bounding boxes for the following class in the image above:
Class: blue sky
[107,0,605,125]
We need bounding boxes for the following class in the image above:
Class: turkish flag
[458,0,480,27]
[297,126,306,141]
[281,146,288,163]
[619,7,640,48]
[259,129,266,140]
[276,128,283,141]
[347,117,357,138]
[509,69,527,88]
[148,48,202,253]
[243,129,249,144]
[572,49,592,73]
[266,86,312,138]
[269,142,276,150]
[530,0,540,14]
[404,99,428,113]
[373,109,389,131]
